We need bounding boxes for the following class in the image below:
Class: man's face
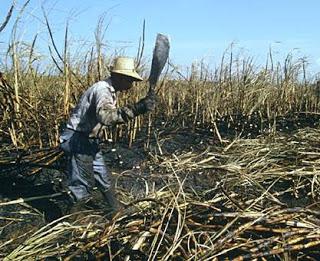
[112,74,136,92]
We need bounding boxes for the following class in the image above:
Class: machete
[148,33,170,93]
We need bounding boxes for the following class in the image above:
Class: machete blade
[148,33,170,91]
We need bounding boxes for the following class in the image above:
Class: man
[60,57,154,213]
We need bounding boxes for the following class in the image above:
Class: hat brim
[111,70,143,81]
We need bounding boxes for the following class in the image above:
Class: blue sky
[1,0,320,74]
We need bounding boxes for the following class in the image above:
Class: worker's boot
[69,199,87,213]
[101,188,120,216]
[59,191,77,215]
[63,191,93,214]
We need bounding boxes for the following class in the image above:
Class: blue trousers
[59,129,111,201]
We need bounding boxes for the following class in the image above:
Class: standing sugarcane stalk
[63,23,70,116]
[0,73,18,146]
[64,62,70,116]
[316,80,320,112]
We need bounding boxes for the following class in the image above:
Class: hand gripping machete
[148,33,170,94]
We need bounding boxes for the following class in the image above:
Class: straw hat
[111,57,143,81]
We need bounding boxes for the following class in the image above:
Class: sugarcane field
[1,1,320,260]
